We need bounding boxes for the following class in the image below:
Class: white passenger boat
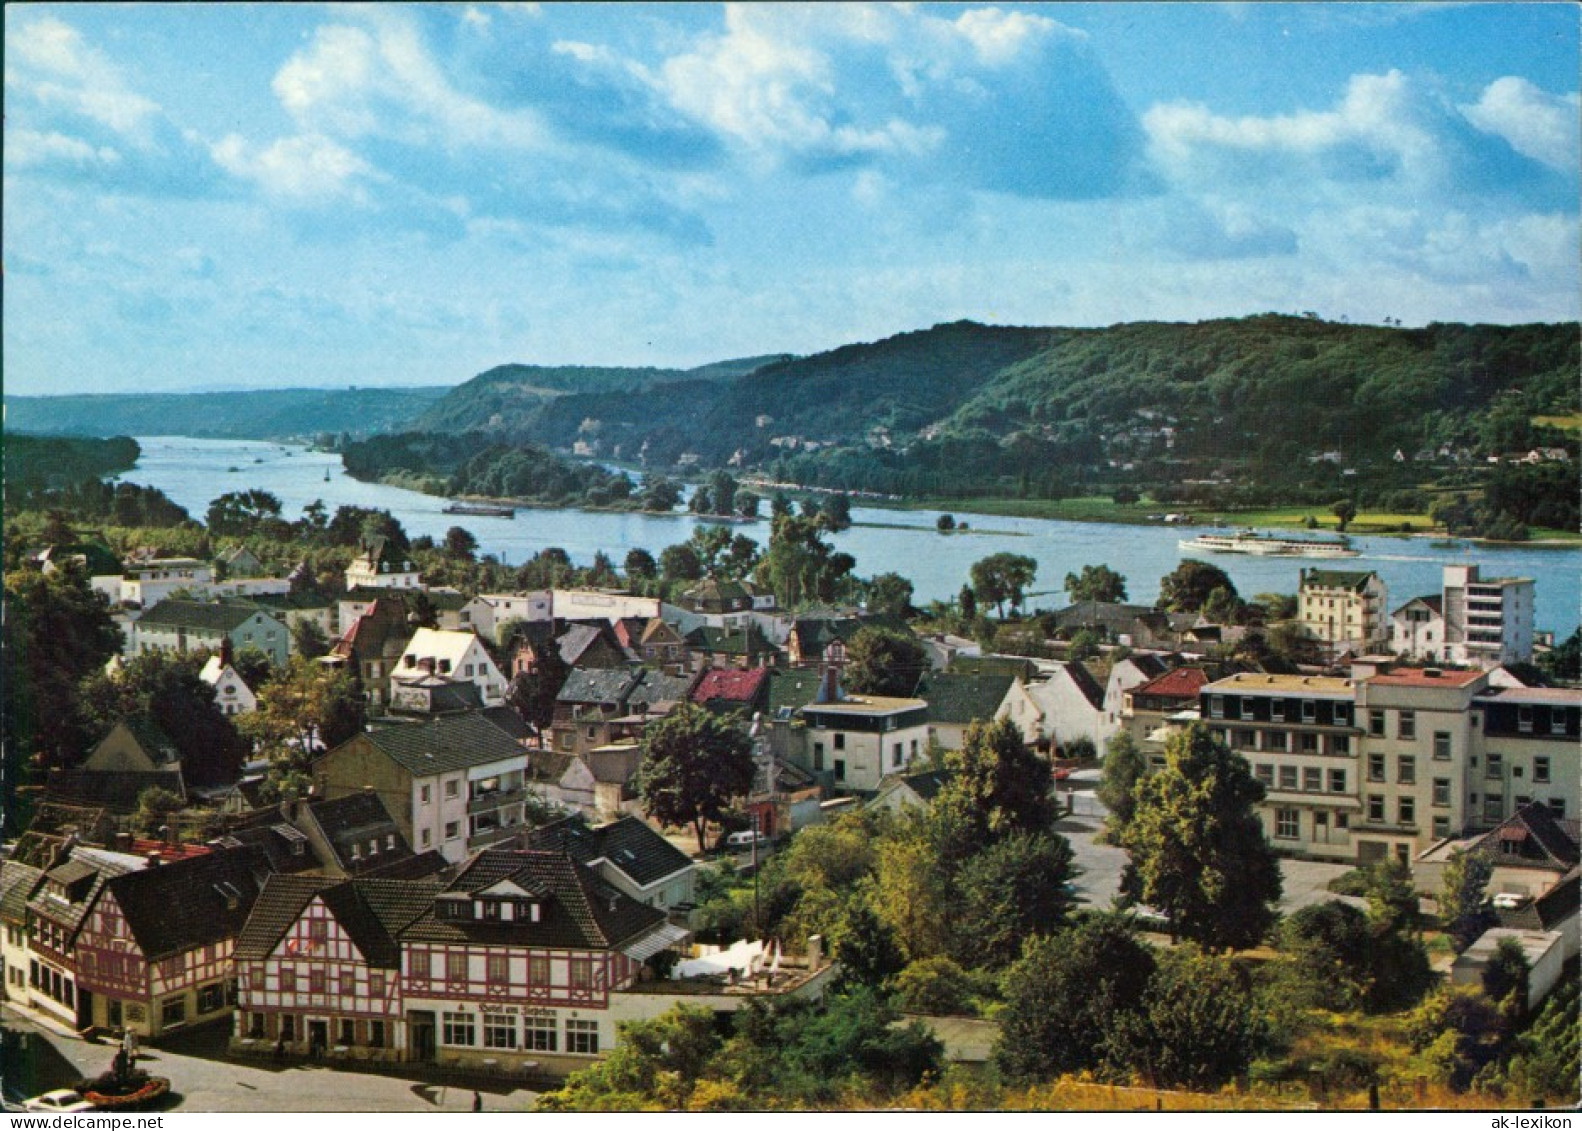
[1178,530,1359,558]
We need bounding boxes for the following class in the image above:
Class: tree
[868,827,953,961]
[935,514,955,532]
[1118,947,1265,1090]
[993,915,1157,1084]
[506,636,570,732]
[640,475,682,513]
[842,626,927,698]
[890,956,977,1016]
[289,617,331,660]
[1158,559,1238,614]
[969,553,1037,618]
[754,515,854,609]
[538,1005,719,1111]
[688,485,713,515]
[659,543,703,582]
[639,703,754,853]
[624,548,658,581]
[1332,498,1358,532]
[708,470,738,517]
[927,717,1055,868]
[79,651,248,787]
[1481,936,1529,1015]
[1441,848,1495,953]
[442,526,479,561]
[833,903,905,988]
[134,785,185,838]
[958,584,977,620]
[1065,564,1128,603]
[736,493,760,520]
[1538,627,1581,682]
[1097,730,1147,838]
[819,493,852,533]
[205,489,285,538]
[864,573,914,619]
[239,656,364,799]
[951,831,1075,967]
[1277,900,1374,1010]
[1119,723,1282,951]
[1066,628,1101,661]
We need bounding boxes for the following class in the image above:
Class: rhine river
[121,436,1582,637]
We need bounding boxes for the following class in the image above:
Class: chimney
[113,831,134,854]
[220,635,234,668]
[807,934,824,969]
[815,665,842,705]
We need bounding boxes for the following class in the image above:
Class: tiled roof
[557,667,642,706]
[764,668,824,715]
[686,624,775,655]
[135,599,273,632]
[345,711,528,776]
[29,848,143,937]
[226,590,335,611]
[235,874,336,963]
[44,769,185,813]
[526,815,693,889]
[402,849,666,950]
[304,792,412,872]
[479,705,534,742]
[914,672,1015,725]
[108,845,270,961]
[1498,867,1580,932]
[0,863,45,926]
[359,850,451,881]
[1472,803,1580,871]
[558,624,616,666]
[629,668,699,708]
[1133,666,1211,701]
[1300,569,1377,591]
[690,667,770,707]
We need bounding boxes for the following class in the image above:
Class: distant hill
[4,386,452,440]
[411,355,790,434]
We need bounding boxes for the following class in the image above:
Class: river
[119,436,1582,637]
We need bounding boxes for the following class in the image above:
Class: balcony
[468,824,521,849]
[468,786,525,815]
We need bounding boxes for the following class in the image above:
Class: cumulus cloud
[1461,77,1580,173]
[212,132,377,202]
[6,15,160,137]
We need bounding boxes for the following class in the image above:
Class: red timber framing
[403,944,641,1008]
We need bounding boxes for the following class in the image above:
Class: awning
[622,921,691,962]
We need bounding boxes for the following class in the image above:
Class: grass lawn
[1531,413,1582,432]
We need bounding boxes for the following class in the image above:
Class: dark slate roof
[122,715,180,764]
[28,848,143,936]
[1060,661,1107,710]
[764,668,824,715]
[628,668,698,708]
[948,654,1039,682]
[526,815,693,889]
[0,863,45,926]
[556,667,642,707]
[317,879,435,968]
[1050,601,1167,632]
[360,850,451,881]
[211,823,320,875]
[107,844,271,961]
[886,767,956,803]
[479,705,534,742]
[226,589,335,611]
[558,624,614,666]
[45,769,185,813]
[403,849,665,950]
[344,711,527,776]
[1299,569,1378,591]
[235,874,336,963]
[1498,867,1580,932]
[1472,803,1581,871]
[304,792,412,873]
[136,599,275,632]
[686,624,775,655]
[1393,594,1444,616]
[915,672,1015,726]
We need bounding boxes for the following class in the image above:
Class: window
[280,967,296,993]
[892,743,903,768]
[1549,798,1567,818]
[370,1020,386,1048]
[1398,797,1415,825]
[1255,764,1273,786]
[368,972,385,998]
[1270,700,1286,722]
[1433,817,1451,838]
[447,952,469,983]
[1433,732,1451,760]
[1331,735,1350,755]
[442,1011,475,1047]
[1534,756,1551,784]
[198,982,225,1013]
[812,742,825,771]
[341,1019,356,1047]
[834,759,846,782]
[1301,700,1316,723]
[421,829,432,848]
[445,779,459,798]
[1397,756,1416,785]
[309,967,327,994]
[529,954,550,986]
[1486,753,1504,780]
[1370,709,1386,736]
[1329,768,1346,793]
[1275,809,1300,840]
[1368,795,1385,822]
[1303,767,1322,792]
[1240,698,1256,720]
[1333,704,1350,726]
[1265,731,1290,753]
[1397,711,1416,739]
[566,1019,599,1055]
[833,733,846,751]
[525,1015,557,1051]
[1551,711,1568,736]
[1484,795,1504,821]
[420,785,432,805]
[445,821,461,840]
[162,997,186,1026]
[1433,778,1451,807]
[570,958,593,990]
[310,919,328,944]
[1279,765,1298,790]
[1335,812,1349,830]
[1518,706,1533,734]
[1209,696,1225,719]
[1368,753,1385,782]
[488,954,509,985]
[484,1015,518,1050]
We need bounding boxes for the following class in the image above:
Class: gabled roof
[401,627,490,668]
[1392,594,1444,616]
[1472,803,1580,872]
[558,623,621,666]
[28,849,144,936]
[340,711,528,777]
[45,768,185,813]
[1498,867,1580,932]
[235,874,337,963]
[884,767,955,803]
[685,623,776,656]
[106,844,270,961]
[526,815,694,889]
[914,671,1015,725]
[402,848,666,950]
[1052,661,1106,710]
[1299,569,1378,591]
[764,668,824,716]
[690,667,770,708]
[120,715,181,764]
[479,705,534,742]
[135,599,276,632]
[949,654,1039,682]
[628,667,698,709]
[1132,666,1211,701]
[303,792,413,873]
[557,667,643,707]
[0,863,46,926]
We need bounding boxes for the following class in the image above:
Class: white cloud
[6,128,120,169]
[950,7,1074,66]
[212,133,375,201]
[1461,77,1580,172]
[6,14,160,138]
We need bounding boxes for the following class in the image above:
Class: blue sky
[4,2,1577,395]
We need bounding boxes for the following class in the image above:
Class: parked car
[24,1090,94,1113]
[723,830,770,852]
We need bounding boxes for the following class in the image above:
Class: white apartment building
[1299,568,1388,653]
[1392,565,1535,668]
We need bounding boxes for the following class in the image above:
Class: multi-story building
[395,629,509,707]
[1298,568,1387,654]
[313,712,534,864]
[1201,673,1362,862]
[1392,565,1536,668]
[325,599,415,711]
[1468,685,1581,828]
[344,536,423,591]
[1122,666,1209,750]
[129,599,291,666]
[798,686,930,793]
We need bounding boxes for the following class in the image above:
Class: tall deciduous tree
[969,553,1037,618]
[951,831,1075,967]
[1097,730,1147,839]
[1119,723,1282,951]
[1158,559,1238,614]
[1116,947,1266,1090]
[239,656,365,799]
[864,573,914,619]
[841,626,926,698]
[927,716,1055,868]
[1441,848,1495,953]
[639,703,754,853]
[1065,564,1128,603]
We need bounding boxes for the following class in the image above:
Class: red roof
[1134,666,1209,700]
[690,667,770,705]
[1367,667,1486,688]
[129,839,212,860]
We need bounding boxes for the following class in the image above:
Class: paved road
[2,1007,541,1113]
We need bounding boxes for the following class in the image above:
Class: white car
[24,1089,95,1113]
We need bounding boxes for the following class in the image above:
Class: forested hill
[494,316,1577,483]
[6,433,140,492]
[5,386,451,441]
[411,354,792,433]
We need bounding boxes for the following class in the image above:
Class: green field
[1532,413,1582,432]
